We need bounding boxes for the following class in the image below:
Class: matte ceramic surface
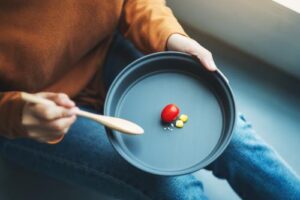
[104,52,235,175]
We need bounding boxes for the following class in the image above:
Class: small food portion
[161,104,180,123]
[179,114,188,123]
[175,120,184,128]
[161,104,189,130]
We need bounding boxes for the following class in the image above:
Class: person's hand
[22,92,78,144]
[167,33,217,71]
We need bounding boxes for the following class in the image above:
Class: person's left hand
[167,33,217,71]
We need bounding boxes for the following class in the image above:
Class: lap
[2,107,297,200]
[0,106,206,200]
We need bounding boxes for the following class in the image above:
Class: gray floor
[0,28,299,200]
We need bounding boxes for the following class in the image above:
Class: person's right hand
[22,92,78,144]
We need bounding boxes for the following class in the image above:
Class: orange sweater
[0,0,186,138]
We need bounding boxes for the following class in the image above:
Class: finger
[185,43,218,71]
[28,129,62,140]
[37,131,65,143]
[51,93,75,108]
[26,128,63,143]
[26,118,74,143]
[30,104,77,120]
[34,134,64,144]
[196,51,218,71]
[37,93,75,108]
[47,135,65,144]
[42,115,77,132]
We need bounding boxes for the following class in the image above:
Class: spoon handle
[73,109,143,135]
[21,92,144,135]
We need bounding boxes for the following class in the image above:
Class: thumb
[37,92,75,108]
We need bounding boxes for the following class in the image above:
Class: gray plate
[104,52,236,175]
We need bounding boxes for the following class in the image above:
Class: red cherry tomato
[161,104,180,123]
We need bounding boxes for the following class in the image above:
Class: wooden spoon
[21,92,144,135]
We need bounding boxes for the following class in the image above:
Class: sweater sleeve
[0,91,27,139]
[120,0,188,53]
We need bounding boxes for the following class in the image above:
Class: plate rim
[104,51,236,175]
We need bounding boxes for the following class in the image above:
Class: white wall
[167,0,300,79]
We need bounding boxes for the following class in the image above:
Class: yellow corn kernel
[179,114,188,123]
[175,120,184,128]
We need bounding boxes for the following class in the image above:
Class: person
[0,0,299,199]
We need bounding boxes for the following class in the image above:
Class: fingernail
[203,59,213,71]
[64,99,75,106]
[69,100,75,106]
[68,107,79,115]
[209,60,218,71]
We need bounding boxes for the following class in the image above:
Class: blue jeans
[1,33,299,200]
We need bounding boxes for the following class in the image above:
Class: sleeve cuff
[0,92,28,139]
